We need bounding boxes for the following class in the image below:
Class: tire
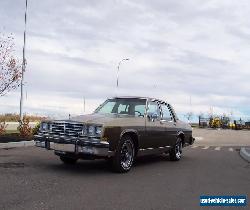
[112,135,135,173]
[59,155,78,165]
[169,137,183,161]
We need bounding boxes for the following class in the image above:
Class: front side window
[147,101,160,119]
[134,105,146,117]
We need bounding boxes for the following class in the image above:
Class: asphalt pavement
[0,144,249,210]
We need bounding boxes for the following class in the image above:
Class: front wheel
[169,137,183,161]
[59,155,78,165]
[112,135,135,173]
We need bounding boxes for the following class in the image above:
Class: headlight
[87,125,103,137]
[41,122,48,130]
[88,125,95,136]
[40,122,52,131]
[82,126,87,136]
[48,123,52,131]
[96,126,102,135]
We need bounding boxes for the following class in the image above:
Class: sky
[0,0,250,121]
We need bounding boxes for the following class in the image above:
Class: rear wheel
[59,155,78,165]
[112,135,135,173]
[169,137,183,161]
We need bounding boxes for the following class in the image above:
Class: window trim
[146,99,161,120]
[158,102,177,122]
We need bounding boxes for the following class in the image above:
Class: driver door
[144,101,166,148]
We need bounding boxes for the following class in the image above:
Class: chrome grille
[51,121,86,137]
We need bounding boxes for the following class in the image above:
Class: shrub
[18,117,32,138]
[0,121,7,135]
[0,113,47,122]
[32,122,41,135]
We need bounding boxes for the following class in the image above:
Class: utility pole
[116,58,129,89]
[83,97,85,113]
[19,0,28,125]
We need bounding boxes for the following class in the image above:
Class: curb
[240,147,250,162]
[0,140,35,149]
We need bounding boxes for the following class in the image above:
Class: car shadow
[47,159,112,175]
[134,154,170,167]
[46,154,172,175]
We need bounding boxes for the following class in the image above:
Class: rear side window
[161,104,173,121]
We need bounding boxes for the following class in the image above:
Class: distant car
[35,96,194,173]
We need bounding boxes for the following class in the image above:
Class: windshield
[94,98,146,117]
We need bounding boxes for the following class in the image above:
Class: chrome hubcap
[121,140,134,170]
[175,141,182,159]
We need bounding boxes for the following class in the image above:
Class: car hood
[68,113,132,125]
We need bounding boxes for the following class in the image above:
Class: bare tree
[197,112,204,119]
[0,33,21,96]
[185,111,193,122]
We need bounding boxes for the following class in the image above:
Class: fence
[5,122,38,130]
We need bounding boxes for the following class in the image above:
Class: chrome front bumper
[34,135,114,157]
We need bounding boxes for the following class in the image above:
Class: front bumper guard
[190,137,195,145]
[34,135,114,157]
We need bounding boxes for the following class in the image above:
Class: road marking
[189,146,235,152]
[194,137,203,140]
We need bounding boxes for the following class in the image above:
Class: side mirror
[166,117,173,122]
[147,112,158,121]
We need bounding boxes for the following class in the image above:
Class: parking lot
[0,128,249,210]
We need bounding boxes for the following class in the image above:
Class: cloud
[0,0,249,121]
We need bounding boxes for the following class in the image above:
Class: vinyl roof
[111,96,168,104]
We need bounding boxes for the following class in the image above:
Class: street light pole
[19,0,28,125]
[116,58,129,89]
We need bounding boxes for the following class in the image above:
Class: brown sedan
[35,96,194,173]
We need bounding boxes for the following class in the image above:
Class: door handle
[160,119,166,124]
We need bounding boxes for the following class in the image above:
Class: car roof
[110,96,168,104]
[106,96,177,119]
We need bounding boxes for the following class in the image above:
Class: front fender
[102,126,121,151]
[176,130,185,138]
[120,129,139,139]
